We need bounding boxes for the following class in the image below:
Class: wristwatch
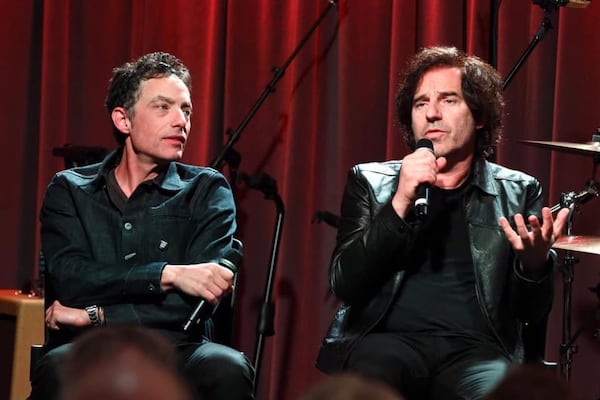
[85,305,101,327]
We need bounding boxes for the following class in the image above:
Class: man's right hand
[392,148,445,219]
[45,300,91,330]
[160,263,234,303]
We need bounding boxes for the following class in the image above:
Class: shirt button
[147,283,156,292]
[124,222,133,231]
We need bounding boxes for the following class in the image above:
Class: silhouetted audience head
[485,364,578,400]
[59,326,193,400]
[299,373,404,400]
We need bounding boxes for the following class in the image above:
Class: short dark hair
[299,373,404,400]
[105,51,192,146]
[60,326,192,400]
[61,326,178,378]
[395,46,504,158]
[486,364,577,400]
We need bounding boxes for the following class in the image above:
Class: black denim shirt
[40,149,237,347]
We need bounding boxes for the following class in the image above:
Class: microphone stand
[489,1,554,157]
[489,0,502,69]
[241,172,285,395]
[210,0,338,171]
[502,9,554,90]
[501,0,591,90]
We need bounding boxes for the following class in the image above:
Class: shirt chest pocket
[126,210,195,263]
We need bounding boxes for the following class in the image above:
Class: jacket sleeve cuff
[122,261,167,296]
[377,202,412,236]
[513,252,555,284]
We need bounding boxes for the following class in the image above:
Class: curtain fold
[2,1,599,398]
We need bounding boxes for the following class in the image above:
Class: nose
[172,109,189,129]
[425,102,442,122]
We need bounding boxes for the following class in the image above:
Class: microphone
[414,138,434,219]
[182,239,243,332]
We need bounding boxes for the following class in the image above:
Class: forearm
[510,251,556,323]
[510,182,557,322]
[45,252,165,306]
[102,293,192,326]
[331,202,414,304]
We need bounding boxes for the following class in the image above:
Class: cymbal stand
[548,134,600,379]
[552,168,600,380]
[550,180,600,215]
[550,135,600,214]
[560,268,600,381]
[556,199,577,381]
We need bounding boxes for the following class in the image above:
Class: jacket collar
[471,156,498,197]
[88,147,185,193]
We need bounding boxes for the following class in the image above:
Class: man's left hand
[499,207,570,279]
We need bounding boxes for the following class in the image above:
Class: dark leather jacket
[316,157,555,373]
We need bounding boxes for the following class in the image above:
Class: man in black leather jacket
[31,52,254,400]
[316,46,569,400]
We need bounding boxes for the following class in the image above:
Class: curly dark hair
[105,51,192,146]
[395,46,504,158]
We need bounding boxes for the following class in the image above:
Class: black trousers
[345,332,513,400]
[30,340,255,400]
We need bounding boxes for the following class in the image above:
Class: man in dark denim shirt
[31,52,254,400]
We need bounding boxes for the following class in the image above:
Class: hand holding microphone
[413,139,435,219]
[392,138,440,219]
[182,239,243,332]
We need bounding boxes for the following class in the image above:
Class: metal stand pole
[551,180,599,380]
[240,172,284,395]
[210,0,338,171]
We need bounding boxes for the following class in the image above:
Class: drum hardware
[582,284,600,343]
[550,180,600,214]
[552,186,599,381]
[519,130,600,161]
[553,206,579,381]
[522,133,600,380]
[520,139,600,157]
[556,280,600,379]
[553,235,600,255]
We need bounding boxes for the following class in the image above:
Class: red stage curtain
[1,1,599,399]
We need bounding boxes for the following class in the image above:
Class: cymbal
[519,140,600,156]
[553,235,600,255]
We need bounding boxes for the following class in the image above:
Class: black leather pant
[30,340,255,400]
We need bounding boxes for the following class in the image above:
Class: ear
[111,107,131,135]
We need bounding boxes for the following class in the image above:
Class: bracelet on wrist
[85,305,101,327]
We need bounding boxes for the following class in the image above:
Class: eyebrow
[150,95,192,109]
[413,90,460,104]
